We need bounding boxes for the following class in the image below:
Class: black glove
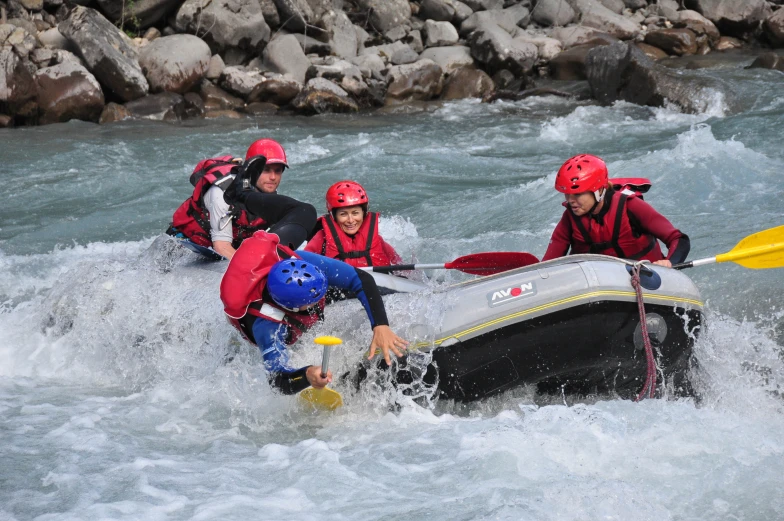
[223,156,267,207]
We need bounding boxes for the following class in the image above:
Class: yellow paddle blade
[314,335,343,346]
[716,225,784,269]
[299,387,343,411]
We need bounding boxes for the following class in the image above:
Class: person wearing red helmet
[541,154,690,267]
[168,138,315,259]
[304,180,403,268]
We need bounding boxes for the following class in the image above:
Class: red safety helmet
[245,138,288,168]
[326,180,368,212]
[554,154,609,202]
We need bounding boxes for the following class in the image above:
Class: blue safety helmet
[267,259,327,310]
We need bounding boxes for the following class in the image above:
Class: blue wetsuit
[252,250,388,394]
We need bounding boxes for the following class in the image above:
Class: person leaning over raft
[542,154,690,267]
[168,138,314,257]
[220,230,409,394]
[304,180,403,267]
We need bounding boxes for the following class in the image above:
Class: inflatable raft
[383,254,703,402]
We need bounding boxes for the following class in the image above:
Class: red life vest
[320,212,392,267]
[564,185,664,262]
[220,231,325,345]
[170,155,267,248]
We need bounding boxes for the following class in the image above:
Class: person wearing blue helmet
[221,230,408,394]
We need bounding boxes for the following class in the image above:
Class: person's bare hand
[368,325,409,365]
[653,259,672,268]
[306,366,332,389]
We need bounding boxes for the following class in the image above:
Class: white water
[2,62,784,520]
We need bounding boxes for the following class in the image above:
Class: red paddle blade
[445,252,539,275]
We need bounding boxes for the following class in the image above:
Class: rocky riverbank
[1,0,783,128]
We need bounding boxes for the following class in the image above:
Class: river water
[2,58,784,520]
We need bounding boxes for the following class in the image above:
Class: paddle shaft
[320,345,331,378]
[673,257,716,270]
[362,263,446,273]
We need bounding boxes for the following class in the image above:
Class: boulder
[272,0,315,33]
[531,0,576,27]
[99,101,131,124]
[139,34,210,93]
[584,41,737,114]
[263,34,311,84]
[200,80,245,110]
[390,45,420,65]
[0,48,37,119]
[548,41,607,80]
[635,42,669,60]
[247,77,302,105]
[467,22,538,75]
[569,0,641,39]
[357,0,411,33]
[290,77,359,114]
[321,10,358,59]
[291,33,332,55]
[260,0,281,28]
[551,25,618,48]
[58,6,148,101]
[349,54,386,78]
[420,0,456,21]
[644,28,698,56]
[35,61,104,124]
[386,59,443,104]
[441,66,494,99]
[420,45,475,73]
[462,0,503,11]
[125,91,186,121]
[37,27,73,50]
[175,0,270,52]
[513,32,563,61]
[206,54,225,80]
[674,10,721,47]
[3,25,38,59]
[95,0,181,29]
[219,67,266,98]
[747,52,784,73]
[683,0,771,39]
[424,20,459,47]
[460,9,527,35]
[764,9,784,47]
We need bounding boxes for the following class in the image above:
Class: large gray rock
[467,22,538,75]
[548,41,606,79]
[675,10,721,47]
[462,0,503,11]
[644,28,698,56]
[35,60,104,124]
[683,0,771,38]
[200,80,245,110]
[747,52,784,72]
[95,0,181,29]
[272,0,314,33]
[3,25,38,59]
[248,77,302,105]
[386,59,444,104]
[420,0,456,22]
[551,25,618,48]
[291,77,359,114]
[58,6,148,101]
[357,0,411,33]
[531,0,576,27]
[585,41,737,114]
[420,45,475,73]
[441,66,494,99]
[139,34,210,93]
[362,40,411,64]
[596,0,624,14]
[37,27,73,50]
[219,66,266,98]
[764,9,784,47]
[263,34,311,83]
[460,7,529,35]
[349,54,386,78]
[424,20,459,47]
[125,91,186,121]
[513,32,563,61]
[175,0,270,52]
[0,48,37,118]
[260,0,281,28]
[321,10,358,59]
[568,0,641,39]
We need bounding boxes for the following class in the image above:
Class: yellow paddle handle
[314,335,343,346]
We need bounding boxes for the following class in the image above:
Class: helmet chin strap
[589,188,606,214]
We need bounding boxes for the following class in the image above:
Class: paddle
[299,336,344,411]
[674,225,784,270]
[360,251,539,276]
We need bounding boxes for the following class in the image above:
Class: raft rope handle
[630,261,657,401]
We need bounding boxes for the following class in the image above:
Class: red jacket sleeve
[626,197,690,263]
[380,237,403,265]
[542,211,573,262]
[303,229,326,254]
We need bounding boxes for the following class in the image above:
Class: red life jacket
[320,212,393,267]
[564,181,664,262]
[170,155,267,248]
[220,231,325,345]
